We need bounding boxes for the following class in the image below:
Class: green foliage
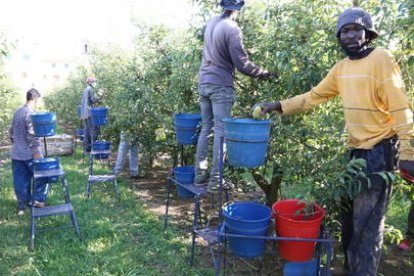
[0,32,17,146]
[0,153,211,275]
[43,0,414,236]
[43,67,89,132]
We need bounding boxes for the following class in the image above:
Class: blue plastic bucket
[283,259,318,276]
[33,157,60,184]
[91,107,108,126]
[222,201,272,258]
[174,113,201,145]
[76,128,85,141]
[31,112,56,137]
[174,166,195,198]
[92,141,111,159]
[224,118,271,168]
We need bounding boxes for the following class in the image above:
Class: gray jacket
[198,15,268,87]
[80,85,99,119]
[9,104,41,160]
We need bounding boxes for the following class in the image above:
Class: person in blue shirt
[80,76,100,152]
[9,89,48,215]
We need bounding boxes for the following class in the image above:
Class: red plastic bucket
[272,199,325,262]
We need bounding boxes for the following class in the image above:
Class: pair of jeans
[406,202,414,239]
[113,133,139,177]
[12,159,48,207]
[83,117,100,152]
[341,137,398,275]
[195,84,235,181]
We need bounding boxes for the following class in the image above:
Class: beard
[340,40,372,59]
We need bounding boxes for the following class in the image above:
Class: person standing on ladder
[194,0,277,192]
[80,76,101,153]
[9,88,48,215]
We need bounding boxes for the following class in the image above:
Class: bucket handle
[225,138,269,143]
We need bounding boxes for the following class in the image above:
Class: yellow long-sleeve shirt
[280,48,414,161]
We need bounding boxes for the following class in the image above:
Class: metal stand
[74,119,85,161]
[30,169,81,250]
[43,137,48,156]
[163,138,230,273]
[87,148,119,200]
[190,137,333,275]
[30,131,81,250]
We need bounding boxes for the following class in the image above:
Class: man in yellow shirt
[260,7,414,275]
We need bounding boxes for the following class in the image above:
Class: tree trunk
[252,164,283,207]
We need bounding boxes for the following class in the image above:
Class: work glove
[260,101,281,115]
[260,71,278,80]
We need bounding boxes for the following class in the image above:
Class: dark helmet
[220,0,245,11]
[336,7,379,40]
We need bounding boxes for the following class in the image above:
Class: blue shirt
[9,104,41,160]
[80,84,99,119]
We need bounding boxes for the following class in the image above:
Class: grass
[1,147,412,275]
[0,150,212,275]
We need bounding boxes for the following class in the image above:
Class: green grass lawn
[0,151,212,275]
[1,148,412,275]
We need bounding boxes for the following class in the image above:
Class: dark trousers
[341,137,398,276]
[406,202,414,239]
[12,159,48,207]
[83,117,100,152]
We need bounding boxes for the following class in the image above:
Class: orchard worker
[80,76,100,152]
[9,88,48,215]
[259,7,414,275]
[113,131,140,179]
[194,0,277,192]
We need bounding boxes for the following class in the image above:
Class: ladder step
[32,203,74,218]
[88,175,116,182]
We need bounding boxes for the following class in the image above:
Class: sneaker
[17,202,27,215]
[398,239,412,251]
[194,172,210,186]
[207,179,231,193]
[33,201,46,208]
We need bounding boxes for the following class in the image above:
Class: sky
[0,0,197,94]
[0,0,197,58]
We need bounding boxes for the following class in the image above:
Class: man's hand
[260,71,278,80]
[260,101,281,115]
[399,160,414,183]
[33,152,43,160]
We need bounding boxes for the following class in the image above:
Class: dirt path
[128,169,413,275]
